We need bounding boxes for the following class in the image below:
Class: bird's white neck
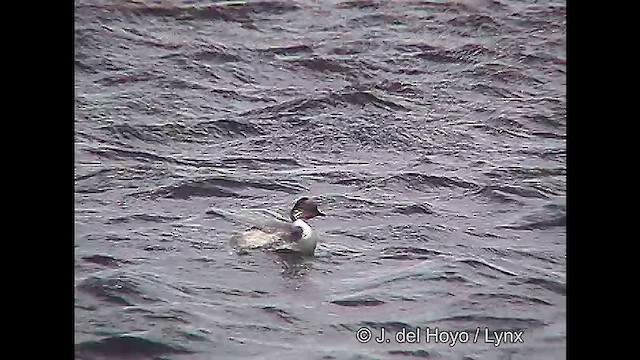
[292,218,317,255]
[293,219,312,239]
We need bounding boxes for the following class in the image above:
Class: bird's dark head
[290,197,326,221]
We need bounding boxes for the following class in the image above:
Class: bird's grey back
[253,219,303,243]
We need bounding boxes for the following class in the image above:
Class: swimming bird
[231,197,326,256]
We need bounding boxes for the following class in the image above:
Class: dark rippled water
[75,0,566,359]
